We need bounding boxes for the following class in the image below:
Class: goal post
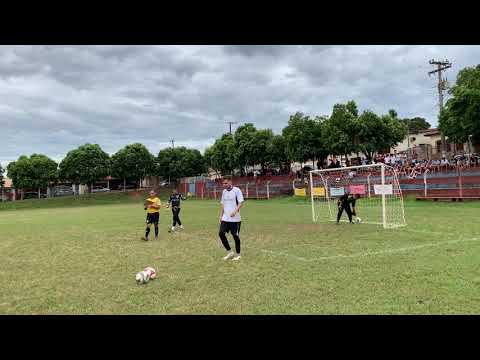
[309,163,406,229]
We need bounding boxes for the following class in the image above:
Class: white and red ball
[135,271,148,284]
[143,266,157,280]
[135,266,157,284]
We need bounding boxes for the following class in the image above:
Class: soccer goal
[309,163,406,229]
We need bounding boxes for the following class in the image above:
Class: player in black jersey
[167,189,186,232]
[336,192,360,224]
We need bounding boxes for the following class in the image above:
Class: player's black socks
[145,227,150,238]
[154,225,159,237]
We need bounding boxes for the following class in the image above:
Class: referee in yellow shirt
[142,189,161,241]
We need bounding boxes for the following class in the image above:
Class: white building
[391,128,473,160]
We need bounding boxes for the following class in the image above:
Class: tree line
[3,99,425,198]
[205,100,411,177]
[4,61,478,199]
[5,144,207,199]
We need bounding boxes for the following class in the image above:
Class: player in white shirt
[219,177,245,261]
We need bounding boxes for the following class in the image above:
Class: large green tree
[7,156,32,200]
[310,116,330,168]
[267,134,290,171]
[30,154,58,198]
[6,154,57,199]
[282,112,328,166]
[282,112,329,179]
[59,144,110,193]
[203,146,216,176]
[253,129,275,172]
[322,101,360,159]
[0,163,4,201]
[233,123,258,174]
[282,112,310,163]
[204,134,236,176]
[157,146,206,182]
[111,143,156,191]
[400,117,431,133]
[0,163,4,190]
[439,64,480,146]
[357,110,407,160]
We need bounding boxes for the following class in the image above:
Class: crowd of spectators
[371,153,479,179]
[303,153,480,180]
[242,152,479,181]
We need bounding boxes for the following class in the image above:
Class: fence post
[310,171,315,222]
[458,167,463,198]
[246,182,249,199]
[381,164,387,229]
[266,181,271,199]
[367,173,371,198]
[423,169,430,197]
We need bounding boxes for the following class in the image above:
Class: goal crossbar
[311,163,383,173]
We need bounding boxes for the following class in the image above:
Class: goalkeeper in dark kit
[167,189,186,232]
[336,191,360,224]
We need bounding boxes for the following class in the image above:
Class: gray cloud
[223,45,293,57]
[1,45,480,168]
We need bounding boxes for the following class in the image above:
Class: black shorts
[219,221,241,236]
[146,212,160,224]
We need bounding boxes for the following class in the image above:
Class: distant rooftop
[418,128,441,136]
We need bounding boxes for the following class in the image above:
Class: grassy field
[1,193,480,314]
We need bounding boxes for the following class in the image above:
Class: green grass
[1,194,480,314]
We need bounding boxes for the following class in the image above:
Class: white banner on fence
[329,187,345,196]
[373,184,393,195]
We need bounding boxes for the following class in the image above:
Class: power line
[428,58,452,157]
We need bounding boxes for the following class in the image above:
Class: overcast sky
[2,45,480,168]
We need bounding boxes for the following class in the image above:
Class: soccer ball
[135,271,149,284]
[355,217,362,224]
[135,267,157,285]
[143,266,157,280]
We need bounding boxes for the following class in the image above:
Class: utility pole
[226,121,237,135]
[428,59,452,157]
[168,139,175,185]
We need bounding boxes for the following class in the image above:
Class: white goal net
[309,164,406,229]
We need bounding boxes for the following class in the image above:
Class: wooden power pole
[428,59,452,157]
[226,121,237,135]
